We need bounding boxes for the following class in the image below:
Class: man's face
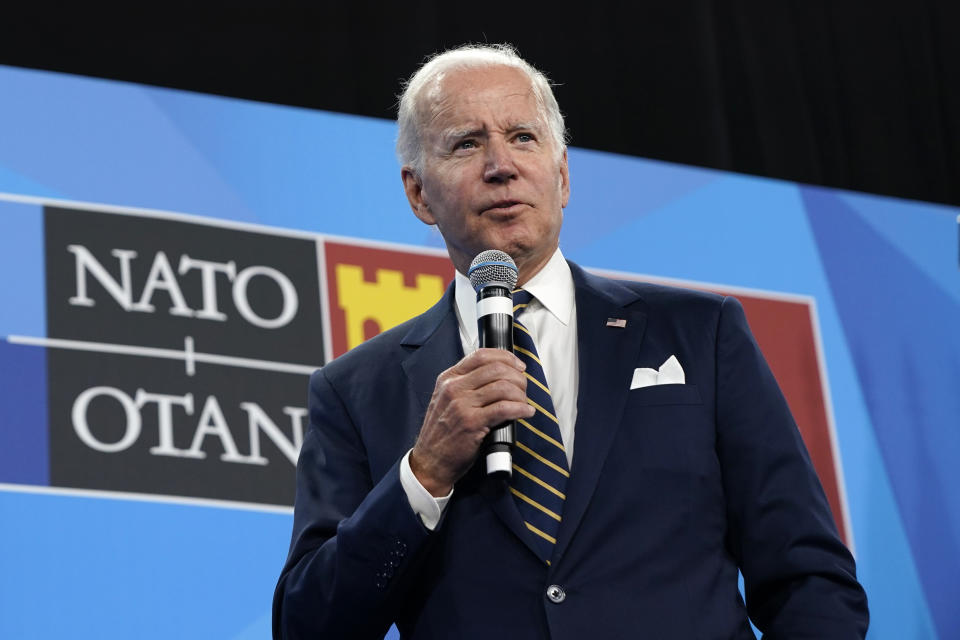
[402,65,570,283]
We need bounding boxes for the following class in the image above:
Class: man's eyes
[452,133,535,151]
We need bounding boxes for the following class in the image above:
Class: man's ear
[402,167,436,225]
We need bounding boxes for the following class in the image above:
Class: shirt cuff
[399,449,452,531]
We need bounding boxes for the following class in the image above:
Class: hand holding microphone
[408,250,534,495]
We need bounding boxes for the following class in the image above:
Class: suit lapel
[400,284,462,416]
[553,264,647,562]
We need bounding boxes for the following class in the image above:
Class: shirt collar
[454,248,575,347]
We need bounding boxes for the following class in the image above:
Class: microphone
[468,250,518,478]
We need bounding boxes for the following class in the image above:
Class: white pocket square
[630,355,685,389]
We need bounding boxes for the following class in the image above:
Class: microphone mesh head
[468,250,518,292]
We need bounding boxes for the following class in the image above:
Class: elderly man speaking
[273,44,868,639]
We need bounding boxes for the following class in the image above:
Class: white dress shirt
[400,248,579,529]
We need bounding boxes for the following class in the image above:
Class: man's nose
[483,139,518,183]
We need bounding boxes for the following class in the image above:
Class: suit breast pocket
[621,384,716,473]
[630,383,702,406]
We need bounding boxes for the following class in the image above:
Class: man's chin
[452,233,551,272]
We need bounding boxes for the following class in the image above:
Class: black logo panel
[44,206,324,506]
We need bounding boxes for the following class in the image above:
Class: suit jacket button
[546,585,566,604]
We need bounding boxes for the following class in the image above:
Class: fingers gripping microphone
[468,250,518,478]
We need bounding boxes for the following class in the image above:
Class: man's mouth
[482,200,525,214]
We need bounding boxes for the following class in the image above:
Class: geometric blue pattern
[803,186,960,640]
[0,200,46,339]
[0,490,292,640]
[837,190,960,305]
[0,341,48,486]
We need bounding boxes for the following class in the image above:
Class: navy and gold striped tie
[510,289,569,564]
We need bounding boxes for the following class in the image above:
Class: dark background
[2,1,956,207]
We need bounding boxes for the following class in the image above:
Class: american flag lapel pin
[606,317,627,328]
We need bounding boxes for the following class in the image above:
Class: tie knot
[512,289,534,318]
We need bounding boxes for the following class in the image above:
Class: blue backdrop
[0,65,956,639]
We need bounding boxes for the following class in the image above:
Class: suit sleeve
[272,368,433,639]
[714,296,869,639]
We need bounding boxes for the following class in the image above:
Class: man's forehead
[422,66,544,132]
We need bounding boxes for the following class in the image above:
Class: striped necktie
[510,289,569,564]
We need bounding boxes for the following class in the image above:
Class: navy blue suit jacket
[274,262,867,639]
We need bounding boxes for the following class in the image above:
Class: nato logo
[40,206,325,506]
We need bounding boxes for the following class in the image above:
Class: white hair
[396,43,568,175]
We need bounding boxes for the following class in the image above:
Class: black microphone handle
[476,285,516,477]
